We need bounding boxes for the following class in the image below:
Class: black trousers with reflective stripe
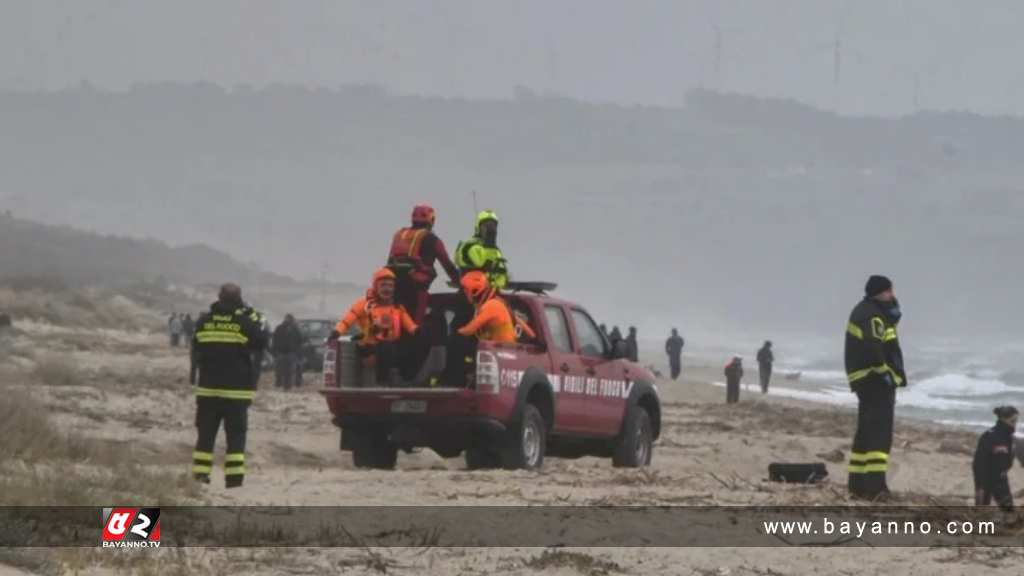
[849,384,895,496]
[194,396,249,485]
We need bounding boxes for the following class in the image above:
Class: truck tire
[612,406,653,468]
[351,431,399,470]
[464,447,501,470]
[500,404,546,470]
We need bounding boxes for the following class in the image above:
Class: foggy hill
[1,85,1023,341]
[0,212,290,288]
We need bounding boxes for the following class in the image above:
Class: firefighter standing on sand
[190,283,267,488]
[387,204,460,323]
[845,275,907,500]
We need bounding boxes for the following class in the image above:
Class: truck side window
[544,306,572,353]
[571,309,606,358]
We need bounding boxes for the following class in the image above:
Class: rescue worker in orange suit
[973,405,1018,511]
[457,271,535,343]
[331,268,418,386]
[190,283,267,488]
[446,271,534,384]
[387,205,460,324]
[845,275,907,500]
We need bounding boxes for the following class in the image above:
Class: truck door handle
[586,368,596,376]
[560,363,571,373]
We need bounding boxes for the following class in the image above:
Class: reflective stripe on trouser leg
[849,386,894,494]
[194,397,222,476]
[224,400,249,485]
[192,450,214,475]
[225,452,245,476]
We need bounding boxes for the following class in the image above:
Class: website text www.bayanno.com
[763,516,997,540]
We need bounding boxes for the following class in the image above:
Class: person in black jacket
[845,275,907,499]
[757,341,774,394]
[625,326,639,362]
[724,357,743,404]
[190,283,267,488]
[272,314,304,390]
[973,405,1018,511]
[665,329,685,381]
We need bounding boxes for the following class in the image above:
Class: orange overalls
[457,295,535,343]
[335,297,417,349]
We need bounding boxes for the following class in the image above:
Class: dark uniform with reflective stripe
[190,301,267,487]
[845,298,906,498]
[973,420,1016,511]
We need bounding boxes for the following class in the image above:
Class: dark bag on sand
[768,462,828,484]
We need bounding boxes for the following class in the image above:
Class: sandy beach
[1,299,1023,575]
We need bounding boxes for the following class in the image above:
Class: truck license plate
[390,400,427,414]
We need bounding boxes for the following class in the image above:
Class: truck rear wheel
[351,431,399,470]
[612,406,653,468]
[500,404,546,470]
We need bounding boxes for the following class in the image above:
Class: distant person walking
[665,329,685,380]
[625,326,639,362]
[168,313,183,347]
[182,314,196,347]
[724,357,743,404]
[272,314,304,390]
[973,405,1018,512]
[757,341,774,394]
[845,275,907,500]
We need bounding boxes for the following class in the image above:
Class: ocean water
[760,342,1024,432]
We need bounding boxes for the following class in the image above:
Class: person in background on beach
[182,314,196,347]
[665,329,684,381]
[168,313,183,347]
[973,405,1018,512]
[757,341,774,393]
[845,275,906,500]
[608,326,623,350]
[724,357,743,404]
[625,326,639,362]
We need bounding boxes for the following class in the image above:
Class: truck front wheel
[612,406,653,468]
[500,404,546,470]
[350,430,399,470]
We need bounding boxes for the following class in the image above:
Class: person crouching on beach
[973,405,1018,512]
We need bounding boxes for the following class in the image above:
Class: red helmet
[411,204,436,226]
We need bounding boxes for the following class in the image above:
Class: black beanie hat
[865,275,893,297]
[994,405,1019,419]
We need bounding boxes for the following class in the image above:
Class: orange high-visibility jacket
[458,296,533,343]
[336,298,417,345]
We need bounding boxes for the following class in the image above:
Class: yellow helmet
[474,210,499,235]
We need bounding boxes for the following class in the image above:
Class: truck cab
[320,287,661,471]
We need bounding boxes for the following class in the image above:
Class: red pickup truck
[319,287,661,471]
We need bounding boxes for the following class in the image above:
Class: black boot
[193,473,211,484]
[225,475,244,489]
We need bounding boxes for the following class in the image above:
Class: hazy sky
[3,0,1023,116]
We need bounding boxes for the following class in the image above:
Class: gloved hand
[327,330,341,342]
[882,373,895,388]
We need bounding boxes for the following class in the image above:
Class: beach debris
[816,449,845,463]
[937,440,973,456]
